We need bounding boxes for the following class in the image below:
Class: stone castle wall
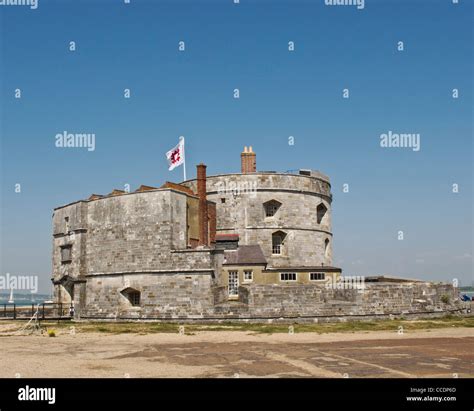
[182,173,334,267]
[52,190,214,280]
[76,281,461,321]
[52,189,217,307]
[80,273,215,319]
[236,282,459,319]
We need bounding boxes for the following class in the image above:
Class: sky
[0,0,472,293]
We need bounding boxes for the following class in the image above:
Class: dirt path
[0,328,472,378]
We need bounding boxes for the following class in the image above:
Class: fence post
[13,304,16,320]
[42,303,45,320]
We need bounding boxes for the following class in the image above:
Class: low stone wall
[80,272,216,320]
[239,282,460,319]
[78,279,462,322]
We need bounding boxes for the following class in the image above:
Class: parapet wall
[236,282,460,319]
[78,281,462,322]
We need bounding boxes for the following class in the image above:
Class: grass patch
[3,315,473,335]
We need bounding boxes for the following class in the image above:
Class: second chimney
[240,146,256,173]
[197,163,208,246]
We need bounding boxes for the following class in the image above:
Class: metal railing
[0,303,70,320]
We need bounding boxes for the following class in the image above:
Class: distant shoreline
[0,294,52,306]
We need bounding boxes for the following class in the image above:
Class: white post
[180,136,186,181]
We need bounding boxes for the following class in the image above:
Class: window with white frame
[244,270,253,282]
[272,231,286,254]
[280,272,297,281]
[228,271,239,296]
[310,272,325,281]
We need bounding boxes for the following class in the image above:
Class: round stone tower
[182,147,333,269]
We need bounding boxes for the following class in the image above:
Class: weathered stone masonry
[51,147,461,321]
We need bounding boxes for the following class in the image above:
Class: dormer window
[264,200,282,218]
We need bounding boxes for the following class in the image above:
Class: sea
[0,293,52,306]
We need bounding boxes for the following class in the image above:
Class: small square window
[60,245,72,263]
[221,198,226,203]
[280,272,297,281]
[310,272,325,281]
[244,270,253,282]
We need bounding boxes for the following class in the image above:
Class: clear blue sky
[1,0,472,293]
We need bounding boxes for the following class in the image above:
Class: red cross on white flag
[166,136,186,179]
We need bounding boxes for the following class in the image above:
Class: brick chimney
[197,163,208,246]
[240,146,256,173]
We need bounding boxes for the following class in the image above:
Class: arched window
[324,238,330,257]
[317,203,328,224]
[272,231,287,254]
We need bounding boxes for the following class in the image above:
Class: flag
[166,137,185,171]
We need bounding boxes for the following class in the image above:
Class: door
[228,271,239,297]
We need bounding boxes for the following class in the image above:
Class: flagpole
[180,136,186,181]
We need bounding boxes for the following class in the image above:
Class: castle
[51,147,458,321]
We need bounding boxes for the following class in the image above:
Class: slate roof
[223,245,267,266]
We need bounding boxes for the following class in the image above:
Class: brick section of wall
[240,147,256,173]
[208,202,217,244]
[197,164,208,246]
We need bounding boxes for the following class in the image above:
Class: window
[317,203,328,224]
[60,245,72,263]
[324,238,330,257]
[64,216,70,232]
[121,288,141,306]
[280,272,297,281]
[221,198,226,203]
[272,235,282,254]
[272,231,286,254]
[129,291,140,306]
[244,270,253,282]
[228,271,239,297]
[310,272,325,281]
[264,200,281,217]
